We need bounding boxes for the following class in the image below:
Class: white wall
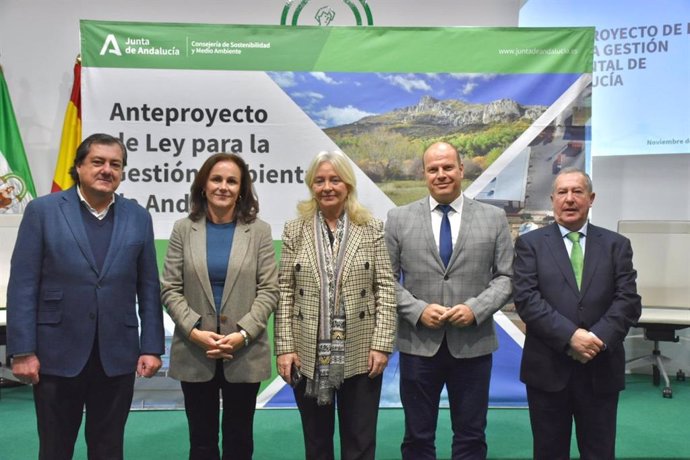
[0,0,520,197]
[593,154,690,375]
[593,154,690,229]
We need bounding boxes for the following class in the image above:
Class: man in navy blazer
[7,133,165,460]
[513,167,641,460]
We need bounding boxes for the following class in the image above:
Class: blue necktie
[438,204,453,267]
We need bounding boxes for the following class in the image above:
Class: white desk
[638,307,690,326]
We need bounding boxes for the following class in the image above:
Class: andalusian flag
[0,66,36,214]
[52,60,82,192]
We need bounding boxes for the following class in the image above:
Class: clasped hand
[190,328,243,360]
[568,328,604,363]
[420,303,476,329]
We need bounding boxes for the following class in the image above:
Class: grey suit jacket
[161,215,279,383]
[385,196,513,358]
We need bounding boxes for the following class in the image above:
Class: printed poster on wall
[521,0,690,156]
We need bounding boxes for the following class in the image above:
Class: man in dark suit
[513,167,641,460]
[385,142,513,460]
[7,133,165,460]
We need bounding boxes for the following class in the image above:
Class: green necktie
[566,231,583,289]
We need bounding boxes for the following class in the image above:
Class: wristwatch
[239,329,250,347]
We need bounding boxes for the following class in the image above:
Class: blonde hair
[297,151,372,225]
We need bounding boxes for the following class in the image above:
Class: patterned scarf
[305,211,349,405]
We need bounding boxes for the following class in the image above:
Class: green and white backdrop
[80,20,594,409]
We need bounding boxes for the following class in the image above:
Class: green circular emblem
[281,0,374,26]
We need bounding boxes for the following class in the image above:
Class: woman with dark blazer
[161,153,279,460]
[274,151,397,460]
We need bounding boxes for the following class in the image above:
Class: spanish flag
[52,59,82,192]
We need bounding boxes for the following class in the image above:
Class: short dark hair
[189,153,259,223]
[69,133,127,185]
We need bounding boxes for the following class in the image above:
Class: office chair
[625,316,688,398]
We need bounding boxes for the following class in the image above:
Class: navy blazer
[513,222,641,393]
[7,187,164,377]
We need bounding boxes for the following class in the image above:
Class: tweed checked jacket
[274,216,397,380]
[385,196,513,358]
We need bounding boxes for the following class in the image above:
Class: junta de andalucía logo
[280,0,374,26]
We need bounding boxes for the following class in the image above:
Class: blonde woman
[275,151,397,460]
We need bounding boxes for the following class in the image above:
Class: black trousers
[180,361,260,460]
[293,373,383,460]
[526,364,620,460]
[33,344,135,460]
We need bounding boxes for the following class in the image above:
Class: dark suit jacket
[513,222,641,393]
[7,187,164,377]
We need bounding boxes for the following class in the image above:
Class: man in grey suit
[385,141,513,460]
[8,133,164,460]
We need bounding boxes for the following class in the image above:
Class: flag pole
[52,55,82,193]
